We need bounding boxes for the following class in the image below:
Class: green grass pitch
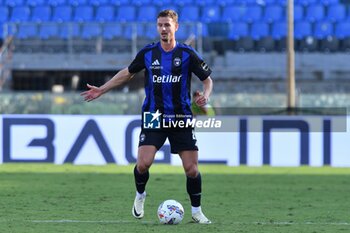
[1,164,350,233]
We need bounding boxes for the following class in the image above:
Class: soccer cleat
[132,192,146,219]
[192,211,212,224]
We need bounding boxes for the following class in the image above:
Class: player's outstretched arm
[81,67,134,102]
[195,76,213,107]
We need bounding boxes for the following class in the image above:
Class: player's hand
[80,84,103,102]
[194,90,208,107]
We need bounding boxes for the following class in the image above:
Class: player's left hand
[194,91,209,107]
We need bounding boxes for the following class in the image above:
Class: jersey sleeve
[128,50,145,74]
[190,50,212,81]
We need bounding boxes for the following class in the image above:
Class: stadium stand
[1,0,350,92]
[1,0,350,52]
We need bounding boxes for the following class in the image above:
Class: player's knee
[184,164,198,178]
[137,161,152,173]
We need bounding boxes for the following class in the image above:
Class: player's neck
[160,39,176,52]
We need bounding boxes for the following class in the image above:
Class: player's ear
[175,23,179,31]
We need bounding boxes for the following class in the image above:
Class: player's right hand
[80,83,103,102]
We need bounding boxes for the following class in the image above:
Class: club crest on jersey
[173,57,181,67]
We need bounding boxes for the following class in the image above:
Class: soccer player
[81,9,213,224]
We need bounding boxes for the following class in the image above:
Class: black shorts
[138,129,198,154]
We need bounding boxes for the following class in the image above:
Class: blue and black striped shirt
[128,41,212,116]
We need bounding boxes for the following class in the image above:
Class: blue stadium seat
[180,6,200,22]
[27,0,45,6]
[262,0,277,4]
[123,24,144,39]
[133,0,152,6]
[52,5,73,22]
[263,4,283,23]
[320,0,338,6]
[314,21,333,39]
[109,0,129,5]
[153,0,172,6]
[227,22,249,40]
[39,24,59,39]
[176,24,190,40]
[271,21,287,39]
[137,6,157,22]
[225,18,253,52]
[305,4,325,22]
[250,22,269,40]
[207,22,228,37]
[10,6,31,22]
[297,0,317,6]
[59,24,80,39]
[0,7,9,24]
[314,21,338,52]
[4,0,24,7]
[201,6,221,23]
[144,24,157,39]
[276,0,287,5]
[175,0,193,7]
[294,21,312,39]
[73,5,94,22]
[68,0,88,6]
[48,0,67,6]
[31,6,52,22]
[295,21,317,52]
[0,23,3,39]
[222,5,246,22]
[95,6,115,22]
[236,0,256,4]
[17,24,37,39]
[81,23,102,39]
[336,21,350,51]
[272,21,287,51]
[159,4,178,12]
[194,0,216,6]
[327,4,345,23]
[89,0,109,6]
[294,4,304,22]
[115,5,136,22]
[244,4,262,23]
[216,0,235,6]
[335,21,350,39]
[102,23,123,39]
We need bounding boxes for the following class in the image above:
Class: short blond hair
[157,9,178,23]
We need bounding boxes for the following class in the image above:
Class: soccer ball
[157,199,184,224]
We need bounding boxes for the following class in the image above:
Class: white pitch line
[253,221,350,226]
[28,220,350,226]
[30,220,155,224]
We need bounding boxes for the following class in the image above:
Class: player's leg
[179,150,211,224]
[169,129,211,224]
[132,145,157,219]
[132,130,166,219]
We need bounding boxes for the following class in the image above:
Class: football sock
[186,173,202,207]
[134,165,149,194]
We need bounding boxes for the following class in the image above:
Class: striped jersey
[128,41,212,117]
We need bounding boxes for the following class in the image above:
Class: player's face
[157,16,178,42]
